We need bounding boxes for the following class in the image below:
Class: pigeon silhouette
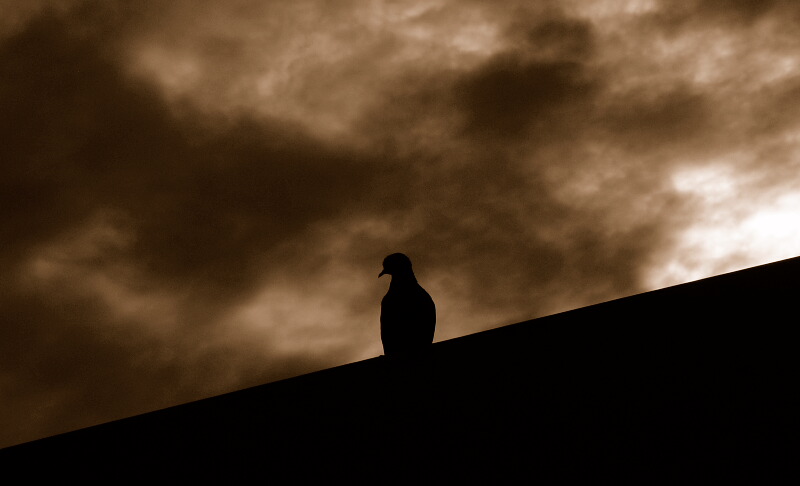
[379,253,436,356]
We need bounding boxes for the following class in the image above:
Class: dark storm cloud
[453,15,598,141]
[348,2,765,332]
[0,10,375,297]
[454,57,598,139]
[600,85,712,152]
[520,18,594,60]
[348,10,689,331]
[0,7,376,447]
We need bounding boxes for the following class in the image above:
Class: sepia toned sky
[3,0,800,448]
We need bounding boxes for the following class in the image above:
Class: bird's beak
[378,270,386,278]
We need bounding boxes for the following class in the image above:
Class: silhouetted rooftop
[4,256,799,482]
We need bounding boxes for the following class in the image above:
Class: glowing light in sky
[647,164,800,289]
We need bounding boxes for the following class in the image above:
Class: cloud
[0,5,377,447]
[1,7,381,293]
[454,56,598,140]
[4,0,800,448]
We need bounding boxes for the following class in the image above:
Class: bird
[378,253,436,356]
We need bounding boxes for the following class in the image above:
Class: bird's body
[379,253,436,356]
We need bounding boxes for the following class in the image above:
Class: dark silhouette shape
[378,253,436,356]
[5,255,800,482]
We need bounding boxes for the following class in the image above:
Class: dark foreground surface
[3,257,799,482]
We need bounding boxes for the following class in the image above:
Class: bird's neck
[389,272,417,287]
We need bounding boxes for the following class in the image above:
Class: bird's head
[379,253,413,278]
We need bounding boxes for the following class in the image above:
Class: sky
[3,0,800,448]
